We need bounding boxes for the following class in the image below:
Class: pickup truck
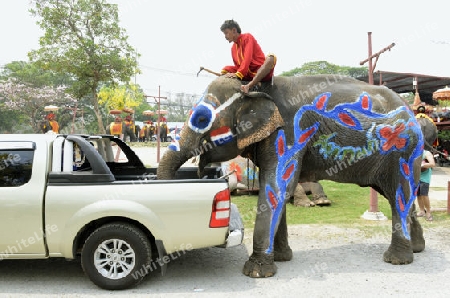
[0,134,244,290]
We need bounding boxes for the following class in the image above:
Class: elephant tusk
[244,91,273,101]
[219,169,237,179]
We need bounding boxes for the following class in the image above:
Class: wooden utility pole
[360,32,395,218]
[144,85,167,163]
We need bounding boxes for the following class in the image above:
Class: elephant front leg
[242,197,278,277]
[243,185,294,277]
[274,206,293,262]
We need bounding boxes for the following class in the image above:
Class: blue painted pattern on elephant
[266,92,423,253]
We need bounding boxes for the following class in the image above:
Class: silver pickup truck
[0,134,244,290]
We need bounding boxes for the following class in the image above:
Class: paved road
[0,223,449,297]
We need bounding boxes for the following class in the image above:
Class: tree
[0,61,73,87]
[165,93,198,122]
[280,61,368,78]
[29,0,139,134]
[0,61,80,133]
[97,83,143,113]
[0,78,77,133]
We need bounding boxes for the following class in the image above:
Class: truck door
[0,141,47,258]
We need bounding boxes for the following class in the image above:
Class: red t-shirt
[221,33,267,81]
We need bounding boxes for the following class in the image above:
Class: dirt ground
[0,221,449,298]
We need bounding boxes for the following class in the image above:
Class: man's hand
[223,72,237,78]
[241,84,250,94]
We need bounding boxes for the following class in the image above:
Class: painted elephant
[106,120,137,142]
[157,75,425,278]
[291,181,331,207]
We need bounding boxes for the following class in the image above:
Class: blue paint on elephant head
[188,103,216,133]
[264,92,423,253]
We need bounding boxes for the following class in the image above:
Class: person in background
[416,149,435,221]
[220,19,276,94]
[46,113,59,133]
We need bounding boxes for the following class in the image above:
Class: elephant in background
[291,181,331,207]
[159,123,168,142]
[106,118,137,142]
[415,111,438,148]
[157,75,425,278]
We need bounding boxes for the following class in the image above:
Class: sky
[1,0,449,99]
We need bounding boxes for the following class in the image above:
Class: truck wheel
[81,223,152,290]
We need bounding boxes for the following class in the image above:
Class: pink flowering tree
[0,78,77,133]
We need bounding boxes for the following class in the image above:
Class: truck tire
[81,222,152,290]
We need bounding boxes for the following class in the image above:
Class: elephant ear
[236,96,284,149]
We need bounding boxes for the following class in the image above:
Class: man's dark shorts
[418,181,430,196]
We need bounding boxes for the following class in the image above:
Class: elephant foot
[242,254,277,278]
[292,197,315,207]
[411,239,425,253]
[312,196,331,206]
[274,247,293,262]
[383,246,414,265]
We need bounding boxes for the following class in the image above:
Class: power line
[139,64,215,78]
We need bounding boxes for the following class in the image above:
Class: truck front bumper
[225,203,245,248]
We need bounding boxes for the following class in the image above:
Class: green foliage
[401,92,415,105]
[0,61,82,133]
[0,61,74,87]
[97,83,144,112]
[280,61,368,78]
[438,130,450,141]
[29,0,139,134]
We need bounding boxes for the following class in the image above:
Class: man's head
[46,113,55,120]
[220,20,241,43]
[417,105,426,113]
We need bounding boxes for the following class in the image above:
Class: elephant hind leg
[383,215,415,265]
[291,184,315,207]
[410,205,425,253]
[383,242,414,265]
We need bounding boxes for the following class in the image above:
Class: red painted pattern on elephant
[298,126,317,144]
[267,190,278,210]
[315,94,328,110]
[282,163,295,181]
[402,162,410,176]
[397,194,405,212]
[361,94,370,110]
[338,112,356,127]
[379,123,407,151]
[210,126,233,145]
[277,135,285,156]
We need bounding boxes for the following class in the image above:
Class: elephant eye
[188,103,216,133]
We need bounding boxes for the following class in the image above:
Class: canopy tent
[357,70,450,104]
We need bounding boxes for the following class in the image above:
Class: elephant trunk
[157,149,190,180]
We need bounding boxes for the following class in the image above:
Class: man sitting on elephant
[220,19,276,94]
